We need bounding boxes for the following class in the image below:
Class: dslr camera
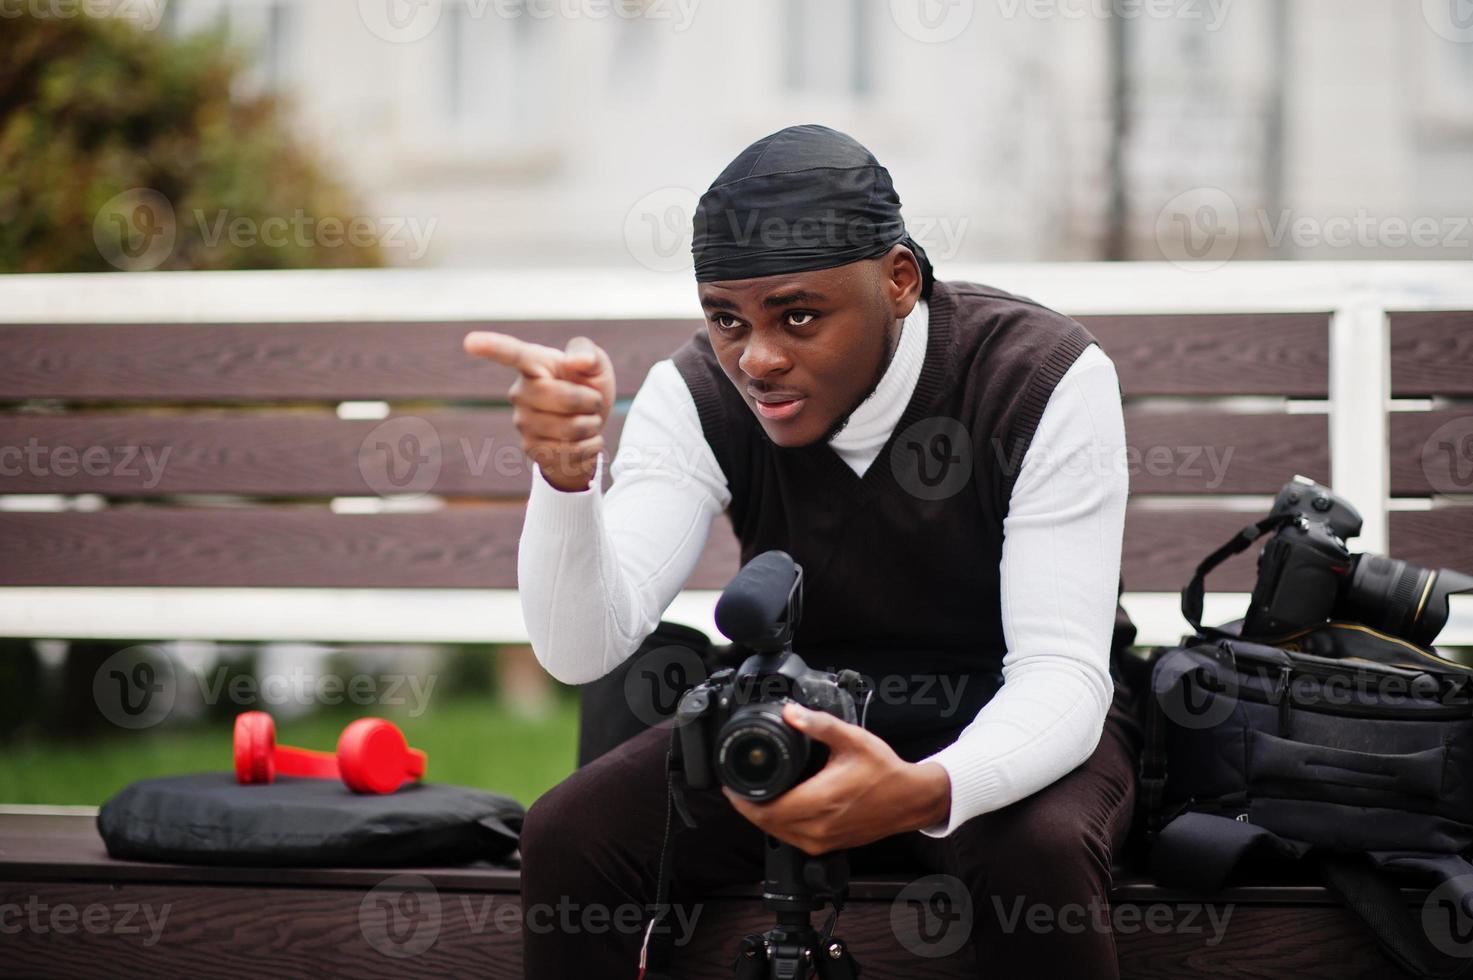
[676,551,870,801]
[1243,476,1473,645]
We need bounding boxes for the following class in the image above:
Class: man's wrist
[903,760,952,831]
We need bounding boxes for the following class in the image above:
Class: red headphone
[233,711,427,794]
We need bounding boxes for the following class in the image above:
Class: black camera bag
[1140,519,1473,977]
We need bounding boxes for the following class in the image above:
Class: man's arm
[517,359,731,683]
[917,342,1127,835]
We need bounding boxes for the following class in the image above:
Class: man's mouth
[748,388,807,421]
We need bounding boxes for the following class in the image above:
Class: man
[465,124,1139,978]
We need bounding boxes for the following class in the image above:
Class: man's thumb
[784,703,857,750]
[564,336,603,374]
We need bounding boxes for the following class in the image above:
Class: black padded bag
[97,772,524,867]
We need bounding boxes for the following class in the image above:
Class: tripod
[731,836,862,979]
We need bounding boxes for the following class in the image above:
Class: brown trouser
[520,687,1141,979]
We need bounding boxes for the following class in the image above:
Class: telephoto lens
[1344,557,1473,648]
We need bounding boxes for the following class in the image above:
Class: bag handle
[1181,514,1296,634]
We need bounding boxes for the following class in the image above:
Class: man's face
[695,251,921,448]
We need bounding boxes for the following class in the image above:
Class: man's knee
[988,793,1112,888]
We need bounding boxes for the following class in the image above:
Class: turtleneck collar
[826,299,929,474]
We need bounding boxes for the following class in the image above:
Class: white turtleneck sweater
[516,300,1128,836]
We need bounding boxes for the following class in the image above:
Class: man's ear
[883,243,923,319]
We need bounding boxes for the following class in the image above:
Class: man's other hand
[723,703,953,854]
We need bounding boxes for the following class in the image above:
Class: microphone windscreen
[714,550,797,644]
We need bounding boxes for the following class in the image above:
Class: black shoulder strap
[1319,852,1473,980]
[1180,514,1296,634]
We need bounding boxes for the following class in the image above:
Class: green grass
[0,696,579,808]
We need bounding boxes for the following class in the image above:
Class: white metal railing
[1,262,1470,647]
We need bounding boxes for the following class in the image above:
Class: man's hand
[723,703,952,855]
[462,331,616,492]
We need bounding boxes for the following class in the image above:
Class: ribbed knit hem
[527,453,605,537]
[917,740,1006,838]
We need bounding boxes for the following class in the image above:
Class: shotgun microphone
[713,550,803,651]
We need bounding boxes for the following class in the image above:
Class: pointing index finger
[463,331,563,379]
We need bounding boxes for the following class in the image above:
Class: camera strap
[1180,513,1297,634]
[638,734,697,980]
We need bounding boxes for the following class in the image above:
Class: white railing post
[1328,297,1391,554]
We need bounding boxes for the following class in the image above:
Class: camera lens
[1340,554,1471,646]
[715,703,807,801]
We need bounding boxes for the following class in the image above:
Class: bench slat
[1081,313,1329,397]
[1389,509,1473,576]
[1,410,1322,497]
[0,321,701,402]
[1390,410,1473,496]
[0,507,1256,592]
[1390,312,1473,397]
[1,314,1328,402]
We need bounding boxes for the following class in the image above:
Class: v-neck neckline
[803,282,954,496]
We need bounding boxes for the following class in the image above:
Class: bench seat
[0,811,1421,978]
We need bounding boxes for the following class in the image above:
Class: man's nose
[739,333,789,378]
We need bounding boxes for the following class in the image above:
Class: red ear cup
[336,718,428,794]
[234,711,277,785]
[232,711,340,785]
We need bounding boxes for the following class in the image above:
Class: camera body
[676,651,868,801]
[1243,476,1473,645]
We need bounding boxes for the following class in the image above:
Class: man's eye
[713,314,742,332]
[787,311,816,327]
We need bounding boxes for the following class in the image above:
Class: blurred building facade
[163,0,1473,268]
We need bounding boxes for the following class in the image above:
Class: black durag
[690,123,934,299]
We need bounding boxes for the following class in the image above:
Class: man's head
[691,124,932,448]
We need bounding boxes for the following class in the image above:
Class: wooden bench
[1,263,1470,977]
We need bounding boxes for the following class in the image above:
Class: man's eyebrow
[698,289,829,313]
[761,290,827,310]
[699,295,741,312]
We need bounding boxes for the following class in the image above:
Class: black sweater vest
[672,280,1102,742]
